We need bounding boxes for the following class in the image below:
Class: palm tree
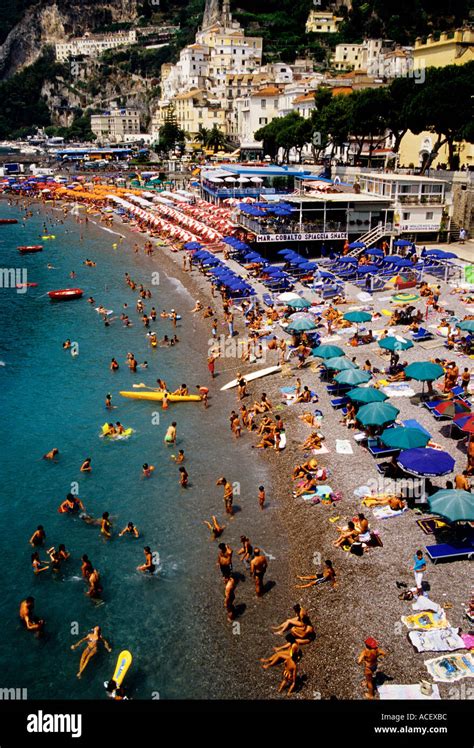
[205,125,227,154]
[194,126,210,146]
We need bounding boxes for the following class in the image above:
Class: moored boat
[18,245,43,253]
[0,218,18,225]
[48,288,83,301]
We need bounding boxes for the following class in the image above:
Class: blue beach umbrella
[397,448,455,478]
[349,241,366,249]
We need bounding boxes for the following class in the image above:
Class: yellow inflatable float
[120,390,201,403]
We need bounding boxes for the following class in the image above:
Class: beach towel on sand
[378,684,441,700]
[372,505,407,520]
[402,611,450,630]
[424,653,474,682]
[408,628,465,653]
[336,439,353,455]
[311,444,329,455]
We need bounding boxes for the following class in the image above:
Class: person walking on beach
[217,543,233,580]
[224,575,237,621]
[216,477,234,515]
[208,353,217,378]
[258,485,266,510]
[410,550,426,597]
[357,638,386,699]
[250,548,267,597]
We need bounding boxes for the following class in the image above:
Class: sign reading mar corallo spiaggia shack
[255,232,348,242]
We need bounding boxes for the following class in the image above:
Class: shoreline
[7,195,474,700]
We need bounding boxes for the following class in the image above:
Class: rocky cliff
[0,0,139,79]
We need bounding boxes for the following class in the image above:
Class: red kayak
[48,288,83,301]
[18,245,43,253]
[0,218,18,225]
[16,282,38,289]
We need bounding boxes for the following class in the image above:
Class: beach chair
[330,396,349,409]
[411,327,433,342]
[402,419,432,438]
[426,540,474,564]
[367,438,400,458]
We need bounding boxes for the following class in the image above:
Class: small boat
[48,288,83,301]
[16,282,38,289]
[18,245,43,253]
[0,218,18,225]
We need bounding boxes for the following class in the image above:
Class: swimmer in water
[137,546,155,574]
[196,384,209,408]
[105,393,113,409]
[119,522,139,538]
[110,358,119,372]
[29,525,46,546]
[87,568,102,598]
[43,448,59,462]
[179,466,189,488]
[80,457,92,472]
[100,512,112,539]
[203,516,225,539]
[142,463,155,478]
[171,449,185,463]
[31,551,49,574]
[71,626,112,679]
[164,422,177,445]
[58,493,85,514]
[19,596,45,636]
[63,339,71,349]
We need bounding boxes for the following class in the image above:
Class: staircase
[348,224,388,255]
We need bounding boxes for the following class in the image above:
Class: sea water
[0,203,270,699]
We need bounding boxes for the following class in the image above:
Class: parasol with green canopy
[347,387,388,404]
[334,369,372,386]
[428,489,474,523]
[380,426,430,450]
[343,311,372,324]
[378,336,414,352]
[287,318,317,333]
[324,357,358,371]
[357,402,400,427]
[312,344,344,359]
[404,361,444,398]
[457,319,474,333]
[288,297,311,309]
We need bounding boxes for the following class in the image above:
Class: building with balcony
[55,30,138,61]
[305,10,342,34]
[91,107,141,144]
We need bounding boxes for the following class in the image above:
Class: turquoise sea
[0,202,271,699]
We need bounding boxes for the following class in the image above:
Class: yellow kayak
[120,390,201,402]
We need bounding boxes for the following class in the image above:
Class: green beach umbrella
[457,320,474,333]
[347,387,388,404]
[288,297,311,309]
[334,369,372,386]
[312,344,345,359]
[324,356,358,371]
[380,426,430,450]
[378,336,414,352]
[287,318,317,332]
[343,311,372,324]
[428,489,474,523]
[404,361,444,381]
[357,401,400,427]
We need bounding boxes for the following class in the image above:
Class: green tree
[204,125,227,153]
[406,62,474,172]
[349,88,389,165]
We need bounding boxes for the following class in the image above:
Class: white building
[55,30,138,62]
[305,10,343,33]
[333,38,414,78]
[91,107,141,144]
[235,85,282,147]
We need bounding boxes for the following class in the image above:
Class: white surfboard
[220,365,282,391]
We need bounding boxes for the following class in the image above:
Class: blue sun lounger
[402,419,432,438]
[412,328,433,342]
[426,539,474,564]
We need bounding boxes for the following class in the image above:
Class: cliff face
[0,0,139,79]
